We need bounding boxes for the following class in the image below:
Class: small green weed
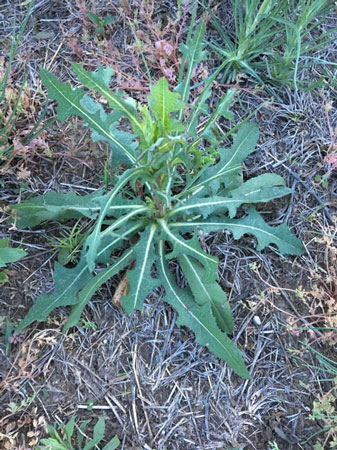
[305,343,337,448]
[205,0,337,94]
[86,9,114,37]
[51,220,92,265]
[7,393,36,415]
[314,173,329,189]
[12,22,304,378]
[37,415,120,450]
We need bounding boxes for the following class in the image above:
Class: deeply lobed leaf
[40,69,137,166]
[170,206,304,255]
[158,242,250,379]
[172,173,292,219]
[178,254,234,334]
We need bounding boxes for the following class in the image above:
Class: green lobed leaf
[172,173,292,219]
[11,190,147,228]
[0,239,27,268]
[79,95,138,166]
[159,219,218,283]
[179,21,207,72]
[148,77,185,135]
[17,224,141,333]
[228,173,291,206]
[157,241,250,378]
[122,223,159,314]
[178,254,234,334]
[16,257,92,333]
[64,248,134,331]
[170,206,305,255]
[11,191,104,227]
[72,63,146,143]
[40,69,137,166]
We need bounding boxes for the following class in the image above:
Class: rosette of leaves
[12,23,304,378]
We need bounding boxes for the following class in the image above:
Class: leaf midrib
[43,71,136,163]
[160,250,237,361]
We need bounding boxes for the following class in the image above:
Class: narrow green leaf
[138,103,155,147]
[170,206,305,255]
[122,224,159,314]
[64,248,134,331]
[5,319,14,355]
[178,254,234,334]
[86,10,101,26]
[201,89,236,144]
[176,22,207,106]
[39,438,68,450]
[158,242,250,378]
[82,417,105,450]
[64,416,76,444]
[159,220,218,283]
[184,88,211,139]
[102,435,120,450]
[0,239,27,268]
[40,69,137,166]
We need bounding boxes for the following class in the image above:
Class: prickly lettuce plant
[12,23,304,378]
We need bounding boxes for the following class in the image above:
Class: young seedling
[12,23,304,378]
[37,415,120,450]
[86,9,114,37]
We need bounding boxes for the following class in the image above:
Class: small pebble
[253,315,261,326]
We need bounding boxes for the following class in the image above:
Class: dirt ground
[1,1,337,449]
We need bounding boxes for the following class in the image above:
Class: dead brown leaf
[112,273,130,307]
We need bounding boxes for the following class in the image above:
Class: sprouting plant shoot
[12,23,304,378]
[86,9,114,37]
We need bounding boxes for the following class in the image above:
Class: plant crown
[12,23,305,378]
